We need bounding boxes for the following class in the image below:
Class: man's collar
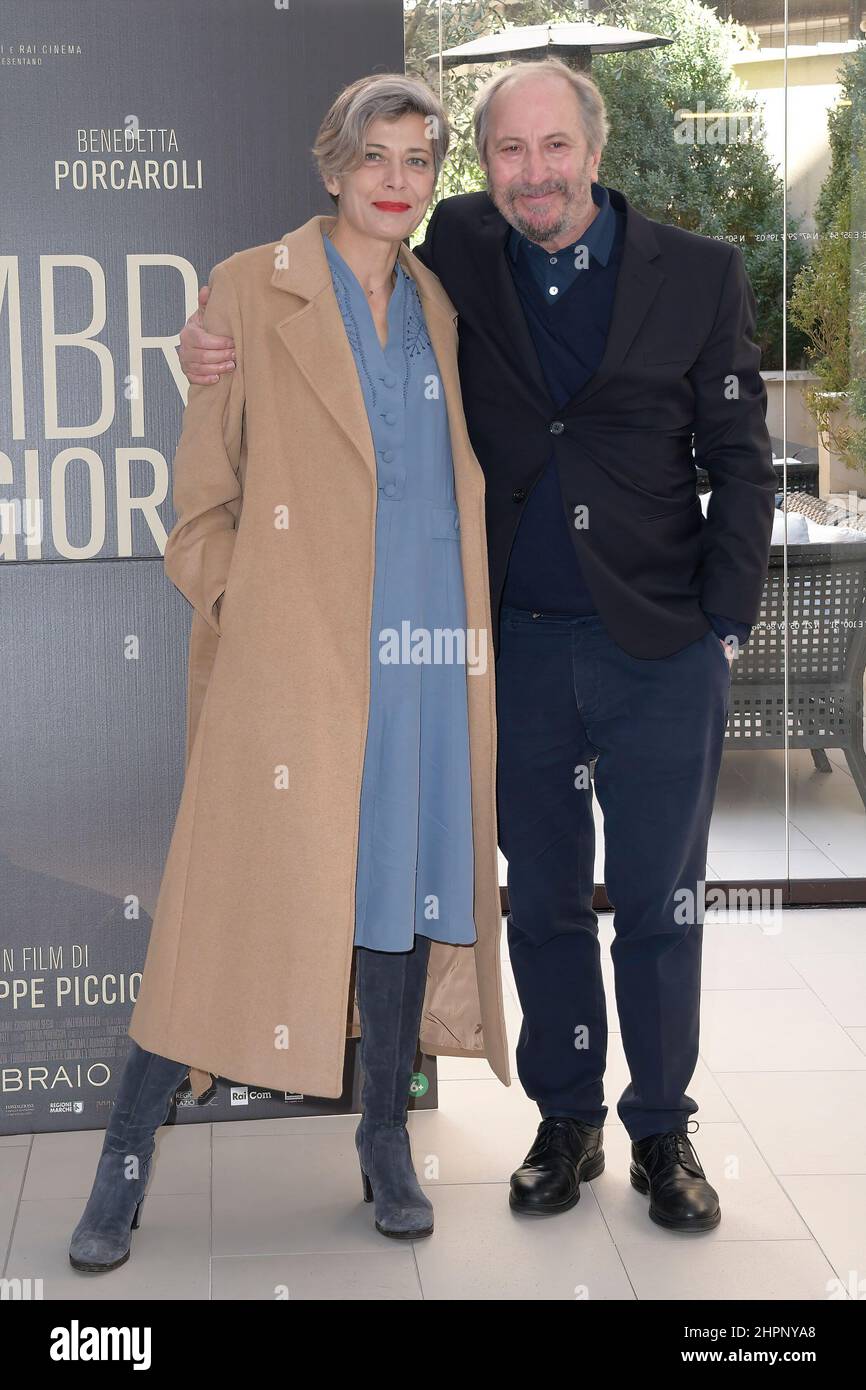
[506,181,616,266]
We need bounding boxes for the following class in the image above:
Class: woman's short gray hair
[473,58,609,167]
[312,72,450,205]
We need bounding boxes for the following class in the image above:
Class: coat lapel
[471,186,666,415]
[565,190,665,412]
[470,202,553,411]
[271,214,460,485]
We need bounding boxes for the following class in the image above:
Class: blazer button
[512,488,526,502]
[549,420,565,434]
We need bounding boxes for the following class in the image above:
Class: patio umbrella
[428,21,674,74]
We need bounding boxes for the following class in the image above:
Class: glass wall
[413,0,866,902]
[730,0,866,895]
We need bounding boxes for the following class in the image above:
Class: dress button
[548,285,558,296]
[383,482,396,497]
[382,374,397,388]
[549,421,565,434]
[454,516,460,531]
[384,412,397,425]
[382,449,395,463]
[512,488,526,502]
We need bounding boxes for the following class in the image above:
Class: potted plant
[789,44,866,488]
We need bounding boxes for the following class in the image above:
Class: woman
[68,73,509,1273]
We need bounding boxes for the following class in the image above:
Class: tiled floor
[707,748,866,881]
[3,906,865,1300]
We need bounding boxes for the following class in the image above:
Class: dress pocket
[430,506,461,539]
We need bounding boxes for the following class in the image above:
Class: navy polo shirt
[499,181,751,645]
[501,181,619,617]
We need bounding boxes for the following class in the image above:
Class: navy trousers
[495,605,731,1142]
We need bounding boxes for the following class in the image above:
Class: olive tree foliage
[404,0,808,366]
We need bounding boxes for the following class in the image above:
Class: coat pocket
[636,496,702,523]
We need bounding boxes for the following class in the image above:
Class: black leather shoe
[630,1125,721,1231]
[509,1118,605,1214]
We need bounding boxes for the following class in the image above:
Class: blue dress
[322,232,477,953]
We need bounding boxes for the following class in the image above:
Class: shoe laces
[531,1117,589,1163]
[639,1121,704,1178]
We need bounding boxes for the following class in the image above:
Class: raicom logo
[50,1321,151,1369]
[229,1086,276,1106]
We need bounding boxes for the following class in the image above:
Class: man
[176,59,776,1232]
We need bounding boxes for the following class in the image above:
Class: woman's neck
[326,219,399,297]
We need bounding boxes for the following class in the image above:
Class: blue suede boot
[354,936,434,1240]
[68,1041,191,1272]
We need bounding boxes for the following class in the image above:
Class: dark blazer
[412,186,777,659]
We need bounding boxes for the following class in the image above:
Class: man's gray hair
[312,72,450,205]
[473,58,610,167]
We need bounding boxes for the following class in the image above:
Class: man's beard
[490,178,577,243]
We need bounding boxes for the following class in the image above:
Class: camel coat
[128,214,511,1100]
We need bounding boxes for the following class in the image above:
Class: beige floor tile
[211,1128,422,1258]
[0,1144,30,1277]
[778,1174,866,1294]
[714,1071,866,1175]
[786,954,866,1028]
[9,1194,210,1299]
[618,1237,842,1301]
[699,990,866,1071]
[754,909,866,957]
[211,1249,422,1300]
[412,1181,633,1300]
